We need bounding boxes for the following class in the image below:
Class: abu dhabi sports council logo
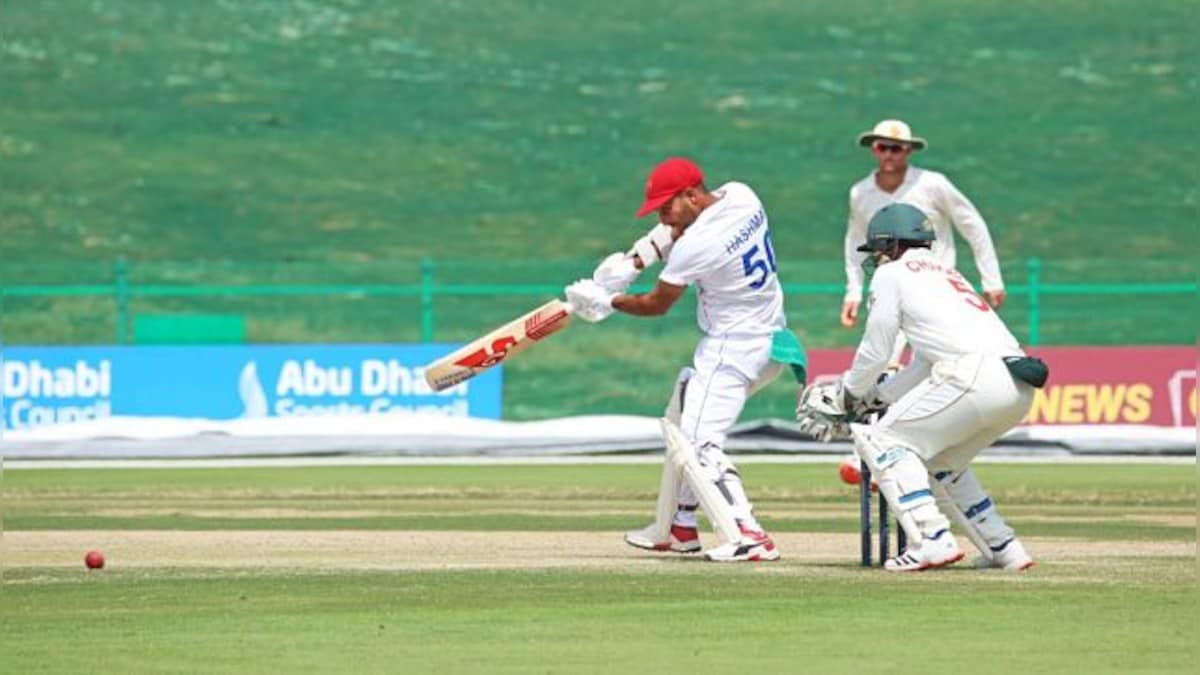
[1166,369,1196,427]
[238,362,269,419]
[235,358,471,418]
[1,358,113,429]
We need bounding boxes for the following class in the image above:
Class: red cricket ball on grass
[84,550,105,570]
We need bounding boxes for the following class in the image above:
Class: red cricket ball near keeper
[84,550,105,570]
[838,457,861,485]
[838,457,879,491]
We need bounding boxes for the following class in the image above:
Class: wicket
[859,460,907,567]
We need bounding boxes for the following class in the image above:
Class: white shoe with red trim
[703,526,780,562]
[624,523,702,554]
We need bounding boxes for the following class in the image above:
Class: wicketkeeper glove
[796,409,851,443]
[795,380,854,442]
[794,376,891,442]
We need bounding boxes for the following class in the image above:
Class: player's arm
[613,279,686,316]
[568,225,687,323]
[613,233,705,317]
[938,175,1005,306]
[843,270,903,397]
[591,224,676,295]
[842,190,868,326]
[876,354,932,403]
[629,223,676,270]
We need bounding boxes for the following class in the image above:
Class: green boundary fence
[0,257,1194,347]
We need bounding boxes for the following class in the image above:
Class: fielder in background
[841,120,1006,334]
[563,157,807,563]
[798,203,1047,572]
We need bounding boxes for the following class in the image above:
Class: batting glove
[592,252,640,293]
[564,278,616,323]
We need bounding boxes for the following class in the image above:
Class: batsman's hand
[985,289,1006,309]
[592,252,640,293]
[564,278,616,323]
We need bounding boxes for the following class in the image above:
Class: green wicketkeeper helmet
[856,203,935,252]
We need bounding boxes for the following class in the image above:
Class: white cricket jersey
[844,248,1021,397]
[659,182,786,337]
[844,167,1003,302]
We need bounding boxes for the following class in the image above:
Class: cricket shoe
[884,529,964,572]
[703,526,780,563]
[972,538,1035,572]
[623,523,702,554]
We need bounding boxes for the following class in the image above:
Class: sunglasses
[874,142,910,154]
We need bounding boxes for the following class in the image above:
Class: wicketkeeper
[562,157,807,562]
[797,203,1046,571]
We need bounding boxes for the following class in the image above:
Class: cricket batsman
[797,203,1046,571]
[562,157,807,562]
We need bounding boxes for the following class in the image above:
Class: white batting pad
[664,367,694,425]
[644,448,684,544]
[661,418,743,545]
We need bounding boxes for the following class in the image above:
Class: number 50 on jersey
[423,300,573,392]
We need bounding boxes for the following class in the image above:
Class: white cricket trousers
[672,333,781,530]
[678,334,782,449]
[875,353,1035,473]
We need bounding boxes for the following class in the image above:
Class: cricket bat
[423,299,574,391]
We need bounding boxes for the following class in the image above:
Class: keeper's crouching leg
[851,423,964,571]
[931,467,1033,571]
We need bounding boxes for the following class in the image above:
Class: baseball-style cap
[856,119,927,150]
[635,157,705,217]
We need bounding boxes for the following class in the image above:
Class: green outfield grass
[4,567,1196,675]
[2,462,1196,674]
